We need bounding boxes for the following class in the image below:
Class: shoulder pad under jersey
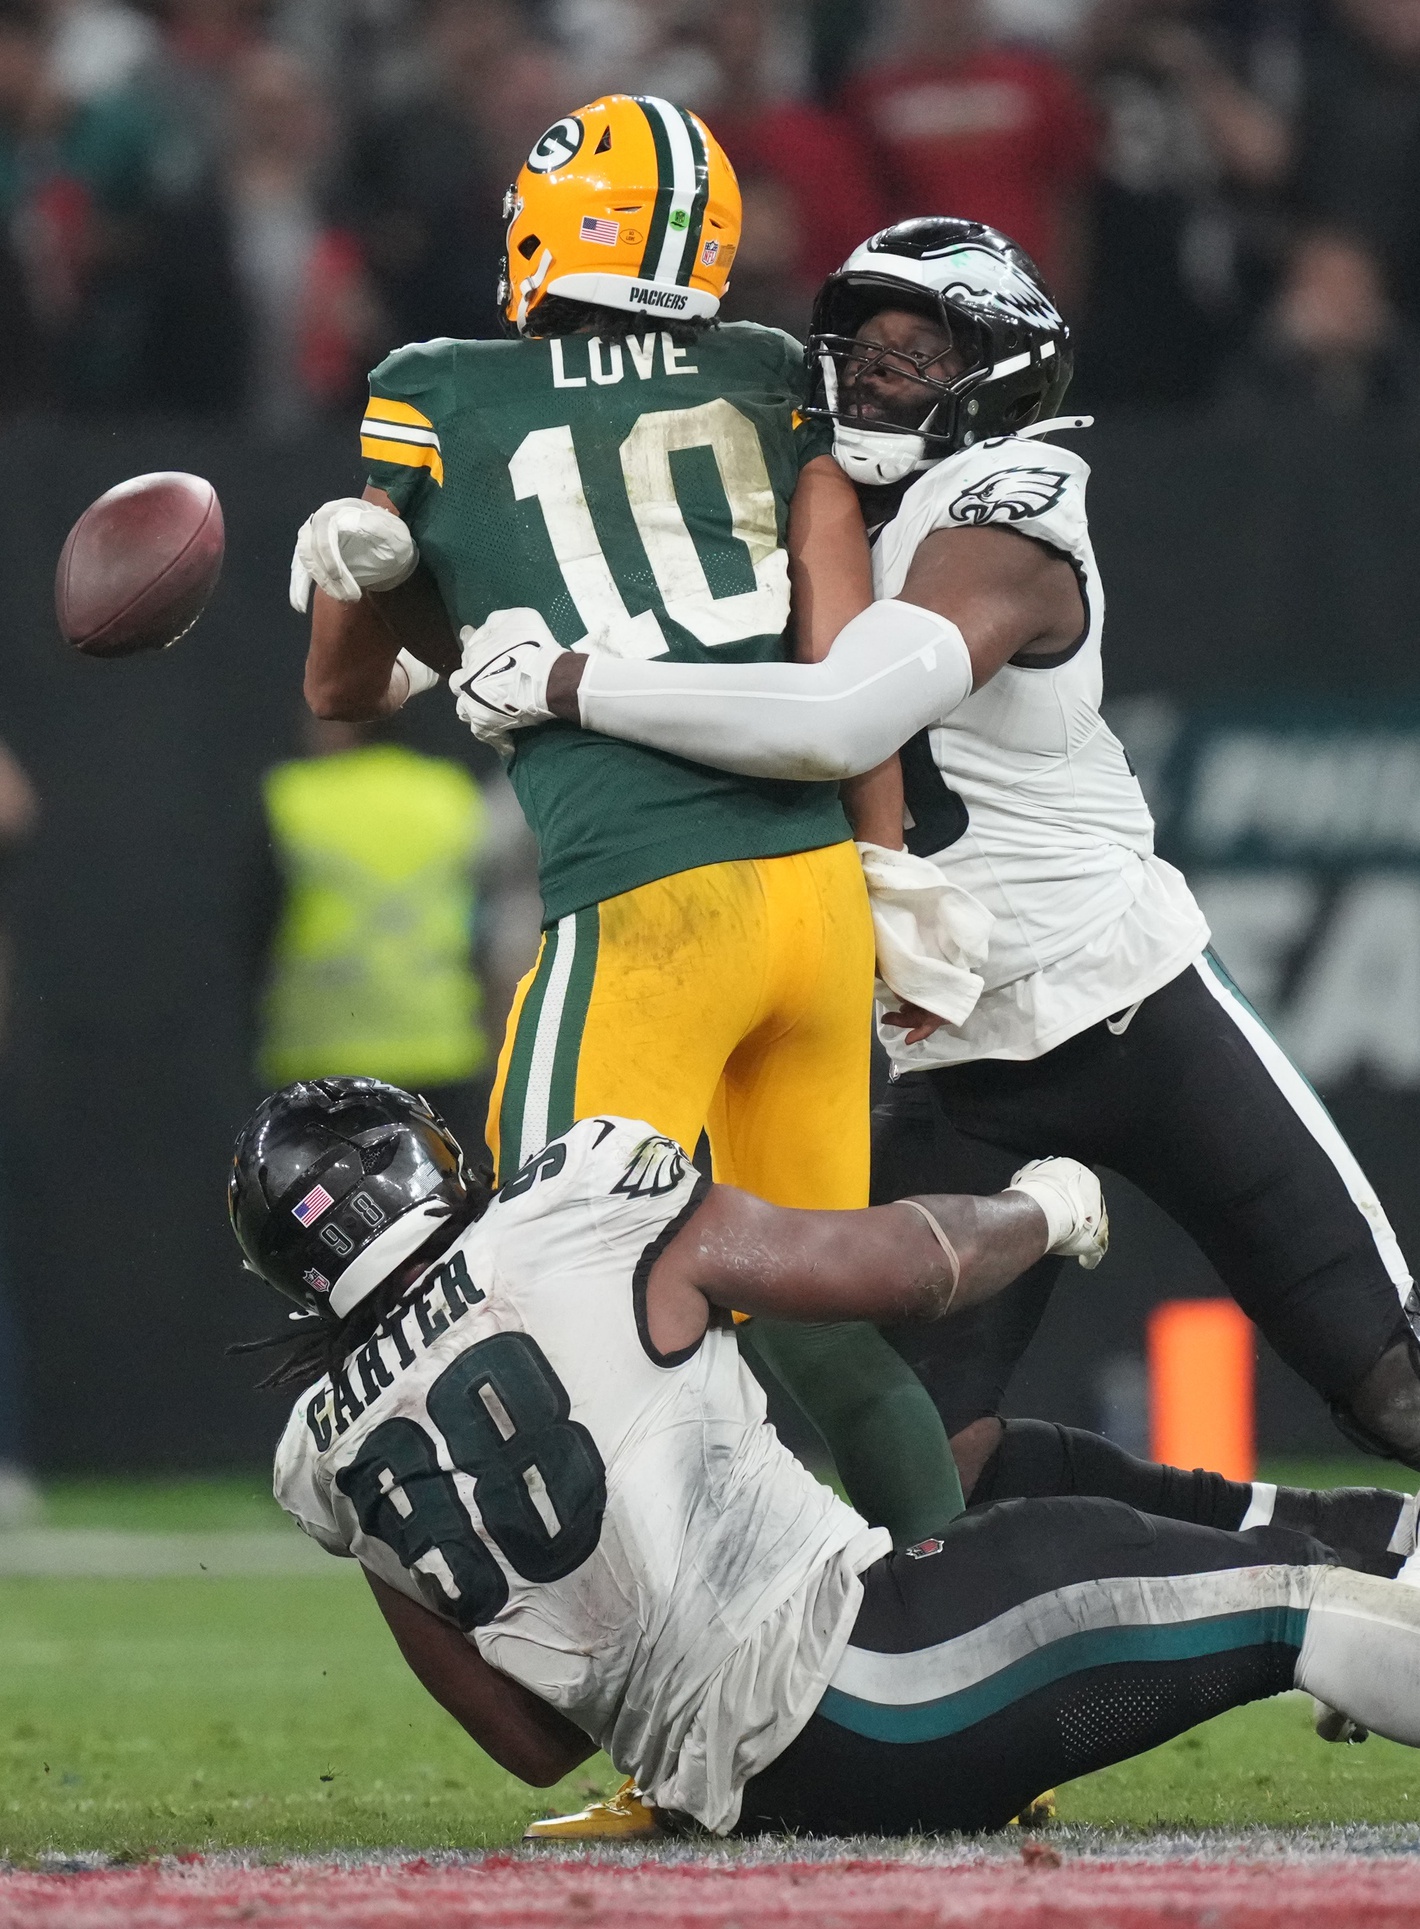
[901,434,1091,561]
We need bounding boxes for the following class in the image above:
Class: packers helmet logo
[948,468,1069,527]
[527,116,584,174]
[612,1135,688,1199]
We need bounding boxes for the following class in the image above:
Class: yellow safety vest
[259,744,487,1089]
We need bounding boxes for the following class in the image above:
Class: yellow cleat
[523,1776,664,1842]
[1010,1789,1058,1827]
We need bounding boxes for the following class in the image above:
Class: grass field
[3,1462,1419,1862]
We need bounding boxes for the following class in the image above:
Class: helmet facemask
[816,289,992,486]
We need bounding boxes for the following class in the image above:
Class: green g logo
[527,117,584,174]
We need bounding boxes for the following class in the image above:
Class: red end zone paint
[5,1857,1420,1928]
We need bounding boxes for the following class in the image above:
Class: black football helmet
[229,1078,473,1319]
[807,217,1074,486]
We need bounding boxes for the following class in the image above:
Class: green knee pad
[740,1317,964,1548]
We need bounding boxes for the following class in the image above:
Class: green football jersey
[362,321,850,924]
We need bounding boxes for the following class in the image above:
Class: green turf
[1259,1458,1420,1496]
[6,1460,1418,1857]
[0,1574,623,1859]
[4,1571,1418,1856]
[39,1473,286,1534]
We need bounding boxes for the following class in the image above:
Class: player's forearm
[787,454,873,663]
[842,758,906,849]
[686,1187,1048,1326]
[305,589,405,720]
[915,1193,1051,1312]
[366,1571,597,1786]
[305,573,456,721]
[574,601,972,781]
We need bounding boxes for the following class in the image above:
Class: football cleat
[1010,1789,1058,1826]
[1008,1158,1108,1269]
[524,1777,664,1842]
[1314,1699,1369,1745]
[451,608,565,744]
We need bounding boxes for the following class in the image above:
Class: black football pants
[737,1495,1338,1836]
[871,954,1413,1442]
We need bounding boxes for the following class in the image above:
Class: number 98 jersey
[273,1115,883,1832]
[360,325,849,926]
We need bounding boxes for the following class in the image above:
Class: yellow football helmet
[499,95,741,335]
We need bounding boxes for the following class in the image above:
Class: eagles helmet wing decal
[933,244,1064,330]
[948,467,1070,527]
[612,1135,688,1199]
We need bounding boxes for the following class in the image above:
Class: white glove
[857,843,994,1027]
[451,607,566,745]
[394,650,442,701]
[289,498,419,611]
[1006,1157,1109,1269]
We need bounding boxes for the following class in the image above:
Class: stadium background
[3,0,1418,1474]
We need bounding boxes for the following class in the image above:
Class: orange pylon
[1148,1299,1255,1480]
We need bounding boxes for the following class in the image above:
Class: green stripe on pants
[496,906,601,1182]
[820,1606,1310,1743]
[496,921,560,1185]
[545,906,600,1147]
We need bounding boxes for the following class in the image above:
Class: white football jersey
[873,432,1209,1068]
[274,1116,886,1833]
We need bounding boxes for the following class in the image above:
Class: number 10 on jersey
[509,399,790,660]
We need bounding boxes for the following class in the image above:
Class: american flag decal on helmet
[580,215,619,247]
[292,1182,334,1226]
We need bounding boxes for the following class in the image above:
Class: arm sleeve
[577,600,974,781]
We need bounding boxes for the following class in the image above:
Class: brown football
[55,471,225,657]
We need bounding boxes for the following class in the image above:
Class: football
[55,471,225,657]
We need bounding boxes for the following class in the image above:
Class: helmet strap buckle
[516,249,555,333]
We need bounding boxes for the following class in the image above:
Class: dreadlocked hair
[231,1171,495,1393]
[526,294,714,350]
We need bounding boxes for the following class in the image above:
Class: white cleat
[1008,1157,1109,1269]
[451,607,566,744]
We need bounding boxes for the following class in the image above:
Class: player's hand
[1007,1157,1108,1269]
[289,498,419,611]
[880,1000,948,1047]
[452,608,566,744]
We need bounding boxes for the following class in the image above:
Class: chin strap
[1016,415,1094,438]
[831,422,930,485]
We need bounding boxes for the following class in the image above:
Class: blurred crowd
[4,0,1420,427]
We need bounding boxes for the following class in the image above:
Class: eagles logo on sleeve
[948,468,1070,528]
[612,1135,689,1199]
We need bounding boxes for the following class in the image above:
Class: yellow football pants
[486,841,874,1209]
